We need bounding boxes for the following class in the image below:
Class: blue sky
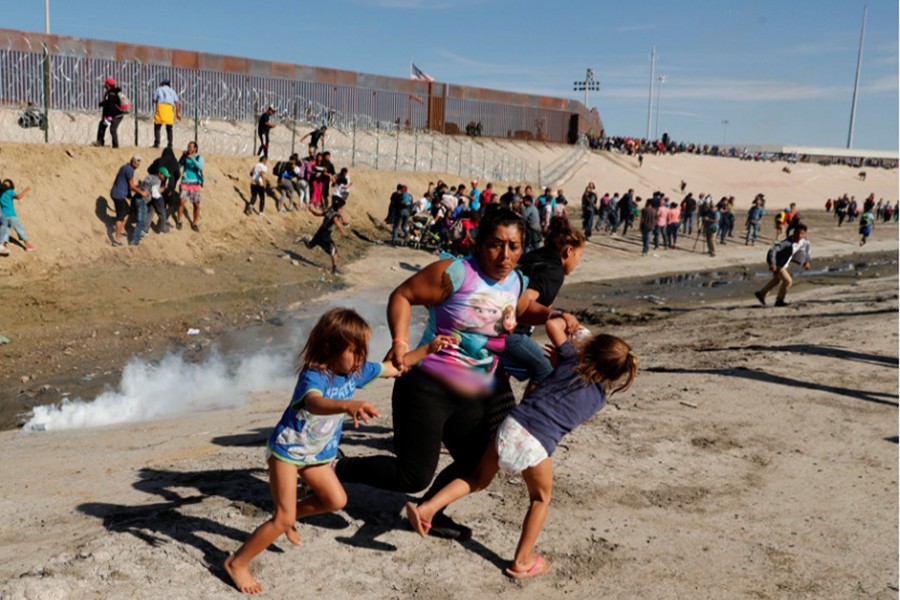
[5,0,898,150]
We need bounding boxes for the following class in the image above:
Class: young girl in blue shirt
[225,307,452,594]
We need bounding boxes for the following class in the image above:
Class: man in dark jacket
[639,197,656,256]
[754,224,811,307]
[95,78,125,148]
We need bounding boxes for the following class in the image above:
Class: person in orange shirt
[666,201,681,249]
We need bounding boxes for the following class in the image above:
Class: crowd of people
[107,141,205,246]
[382,180,571,256]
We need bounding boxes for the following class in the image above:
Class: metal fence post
[351,115,356,168]
[42,43,50,143]
[375,123,380,170]
[394,131,399,170]
[194,75,199,144]
[413,130,418,172]
[253,99,258,154]
[133,62,139,146]
[291,100,298,156]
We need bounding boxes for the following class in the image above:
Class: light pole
[45,0,50,33]
[646,46,656,139]
[721,120,730,145]
[573,68,601,109]
[653,75,667,140]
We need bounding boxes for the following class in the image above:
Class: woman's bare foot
[285,526,301,545]
[224,554,263,594]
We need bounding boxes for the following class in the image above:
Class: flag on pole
[409,94,425,105]
[410,62,435,82]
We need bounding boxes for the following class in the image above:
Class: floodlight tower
[574,68,601,109]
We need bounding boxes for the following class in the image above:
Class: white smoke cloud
[22,348,295,432]
[20,291,422,433]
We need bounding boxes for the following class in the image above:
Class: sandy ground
[0,141,897,598]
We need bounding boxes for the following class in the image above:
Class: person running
[0,179,34,254]
[334,208,580,541]
[500,217,585,392]
[406,318,636,580]
[859,208,875,246]
[754,224,811,307]
[223,307,454,594]
[109,155,147,247]
[176,141,204,232]
[303,197,349,276]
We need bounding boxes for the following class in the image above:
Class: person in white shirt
[247,156,269,215]
[754,224,811,307]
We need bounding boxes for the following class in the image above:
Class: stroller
[407,213,441,251]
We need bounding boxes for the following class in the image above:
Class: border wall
[0,28,602,152]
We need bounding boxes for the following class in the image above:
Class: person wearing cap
[152,78,181,149]
[109,155,147,247]
[131,167,168,246]
[745,198,765,246]
[95,78,125,148]
[257,106,276,159]
[144,158,174,235]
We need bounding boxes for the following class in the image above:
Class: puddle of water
[559,250,898,312]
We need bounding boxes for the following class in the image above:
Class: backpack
[273,161,289,178]
[117,91,132,114]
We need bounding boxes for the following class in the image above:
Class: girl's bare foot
[505,554,552,580]
[285,525,301,545]
[405,502,432,538]
[224,554,263,594]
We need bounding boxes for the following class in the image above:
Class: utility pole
[722,120,730,145]
[654,75,667,140]
[646,46,656,140]
[847,4,868,148]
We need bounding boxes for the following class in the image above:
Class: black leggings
[335,366,514,497]
[250,184,267,212]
